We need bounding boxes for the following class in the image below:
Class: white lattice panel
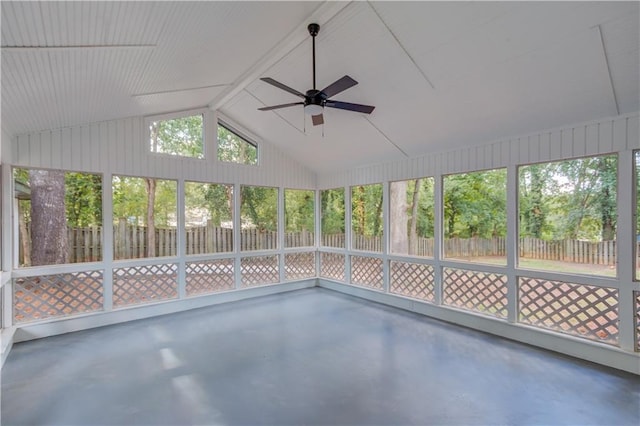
[113,263,178,307]
[13,271,103,323]
[443,268,508,318]
[390,261,434,302]
[519,278,618,344]
[351,256,383,290]
[285,252,316,281]
[241,255,279,287]
[186,259,235,296]
[320,252,345,281]
[635,292,640,351]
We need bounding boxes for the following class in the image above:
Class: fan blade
[321,75,358,98]
[258,102,304,111]
[260,77,305,98]
[311,114,324,126]
[325,100,375,114]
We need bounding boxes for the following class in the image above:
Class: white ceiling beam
[208,1,352,111]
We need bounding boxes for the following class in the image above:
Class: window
[636,151,640,280]
[321,188,345,248]
[112,176,177,259]
[218,122,258,165]
[149,112,204,159]
[285,189,315,248]
[14,168,103,267]
[351,183,383,253]
[389,178,435,257]
[518,155,617,277]
[240,185,277,251]
[185,181,234,254]
[443,169,507,265]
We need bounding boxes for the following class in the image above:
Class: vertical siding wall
[318,113,639,187]
[10,114,316,188]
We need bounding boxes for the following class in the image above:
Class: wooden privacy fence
[21,226,629,267]
[519,237,617,266]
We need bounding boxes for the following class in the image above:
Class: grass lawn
[445,256,619,278]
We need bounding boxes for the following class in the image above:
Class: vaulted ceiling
[2,1,638,174]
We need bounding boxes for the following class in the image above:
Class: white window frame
[145,108,209,160]
[216,113,260,166]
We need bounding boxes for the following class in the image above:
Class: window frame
[216,114,259,166]
[145,108,208,160]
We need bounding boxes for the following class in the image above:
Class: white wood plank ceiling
[2,1,638,174]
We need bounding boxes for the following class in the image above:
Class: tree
[150,114,203,158]
[321,188,345,235]
[390,180,408,253]
[218,124,257,165]
[29,169,68,265]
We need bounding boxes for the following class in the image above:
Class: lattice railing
[113,264,178,308]
[241,255,279,287]
[284,252,316,281]
[390,261,434,302]
[14,271,103,323]
[351,256,383,290]
[186,259,235,296]
[635,292,640,351]
[519,278,618,344]
[320,252,345,281]
[443,268,508,318]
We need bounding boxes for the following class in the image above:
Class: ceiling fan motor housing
[305,89,326,107]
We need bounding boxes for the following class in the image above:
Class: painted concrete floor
[2,287,639,426]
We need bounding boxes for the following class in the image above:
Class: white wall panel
[9,114,316,189]
[318,112,639,188]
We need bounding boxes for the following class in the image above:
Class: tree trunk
[389,181,408,254]
[29,169,68,266]
[145,178,157,257]
[18,200,31,266]
[408,179,421,255]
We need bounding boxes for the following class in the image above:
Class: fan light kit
[259,23,375,126]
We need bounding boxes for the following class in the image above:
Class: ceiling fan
[258,23,375,126]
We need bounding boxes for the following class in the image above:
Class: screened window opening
[112,176,177,260]
[351,183,383,253]
[390,178,435,257]
[240,185,278,251]
[518,155,617,277]
[321,188,345,248]
[218,123,258,165]
[285,189,315,248]
[636,151,640,280]
[443,169,507,265]
[185,181,234,254]
[149,113,204,159]
[14,168,103,267]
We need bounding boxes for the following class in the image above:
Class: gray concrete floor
[2,287,639,426]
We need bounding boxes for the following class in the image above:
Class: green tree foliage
[444,169,507,238]
[285,189,315,232]
[185,182,233,227]
[112,176,176,227]
[65,172,102,227]
[321,188,345,234]
[218,124,257,165]
[519,155,617,241]
[150,114,204,158]
[240,185,277,231]
[351,184,383,237]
